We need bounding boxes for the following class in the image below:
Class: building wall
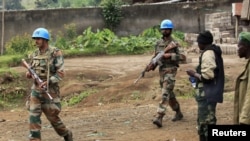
[0,0,241,46]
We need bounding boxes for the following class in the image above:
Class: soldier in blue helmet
[152,19,184,128]
[25,27,73,141]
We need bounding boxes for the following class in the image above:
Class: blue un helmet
[160,19,174,29]
[32,28,50,40]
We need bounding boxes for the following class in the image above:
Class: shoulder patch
[49,46,61,57]
[54,50,62,56]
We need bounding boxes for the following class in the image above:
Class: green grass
[0,54,23,68]
[62,89,98,106]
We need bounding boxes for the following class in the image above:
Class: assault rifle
[22,59,53,101]
[134,41,177,84]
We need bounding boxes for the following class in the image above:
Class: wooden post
[1,0,5,55]
[235,15,239,39]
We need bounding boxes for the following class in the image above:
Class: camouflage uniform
[152,37,183,127]
[194,87,217,139]
[26,47,70,141]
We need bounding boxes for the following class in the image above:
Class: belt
[161,67,177,74]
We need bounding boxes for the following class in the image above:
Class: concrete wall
[0,0,241,47]
[185,11,238,55]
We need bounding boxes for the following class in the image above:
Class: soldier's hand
[146,64,155,72]
[163,53,171,59]
[25,72,32,79]
[186,69,196,77]
[39,81,47,89]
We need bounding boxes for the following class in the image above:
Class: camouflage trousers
[26,88,69,141]
[195,87,217,138]
[157,67,180,114]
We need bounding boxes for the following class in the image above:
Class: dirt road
[0,54,244,141]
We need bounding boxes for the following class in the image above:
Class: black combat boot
[169,98,183,122]
[64,130,73,141]
[171,110,183,122]
[152,113,165,128]
[169,98,183,121]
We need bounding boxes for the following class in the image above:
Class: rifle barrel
[134,71,145,84]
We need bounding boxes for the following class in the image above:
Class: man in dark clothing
[186,30,225,141]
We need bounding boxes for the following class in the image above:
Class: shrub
[5,33,35,55]
[101,0,123,31]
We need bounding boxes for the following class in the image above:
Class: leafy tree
[60,0,70,8]
[35,0,59,8]
[87,0,102,6]
[0,0,25,10]
[101,0,124,31]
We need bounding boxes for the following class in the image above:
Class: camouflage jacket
[154,37,181,70]
[29,46,64,86]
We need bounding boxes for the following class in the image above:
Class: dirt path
[0,54,244,141]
